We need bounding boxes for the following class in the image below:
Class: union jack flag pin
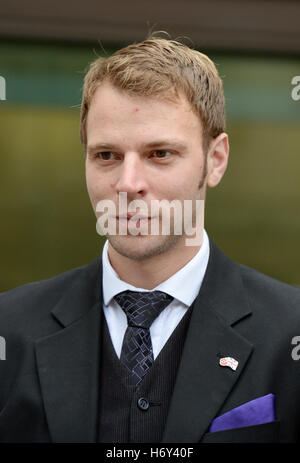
[219,356,239,371]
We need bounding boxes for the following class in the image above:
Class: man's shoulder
[235,260,300,327]
[238,261,300,302]
[209,239,300,323]
[0,257,102,324]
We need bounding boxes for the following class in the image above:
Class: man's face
[85,81,209,261]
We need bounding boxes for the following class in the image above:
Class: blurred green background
[0,41,299,291]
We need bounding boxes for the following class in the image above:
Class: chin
[107,233,181,261]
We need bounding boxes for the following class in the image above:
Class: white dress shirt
[102,229,210,360]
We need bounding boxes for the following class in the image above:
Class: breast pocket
[200,420,280,443]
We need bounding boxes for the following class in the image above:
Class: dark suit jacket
[1,240,300,443]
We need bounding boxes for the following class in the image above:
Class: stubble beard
[107,230,182,261]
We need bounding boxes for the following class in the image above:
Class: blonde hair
[80,37,226,152]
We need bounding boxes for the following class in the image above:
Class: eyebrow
[87,143,116,152]
[87,140,187,152]
[144,140,187,151]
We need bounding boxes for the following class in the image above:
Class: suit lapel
[162,241,254,443]
[35,257,103,443]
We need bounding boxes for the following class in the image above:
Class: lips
[116,214,154,220]
[116,215,157,229]
[117,217,152,220]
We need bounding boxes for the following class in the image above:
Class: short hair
[80,36,226,152]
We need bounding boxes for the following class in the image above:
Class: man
[0,36,300,443]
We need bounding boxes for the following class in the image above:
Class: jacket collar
[51,256,102,328]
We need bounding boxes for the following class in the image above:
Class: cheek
[85,168,114,206]
[85,168,101,204]
[85,168,95,195]
[169,174,202,200]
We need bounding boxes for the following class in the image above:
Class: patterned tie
[114,290,174,386]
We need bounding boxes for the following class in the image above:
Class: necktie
[114,290,174,385]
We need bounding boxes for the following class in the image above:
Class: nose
[115,153,148,198]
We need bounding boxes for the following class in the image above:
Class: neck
[107,234,203,290]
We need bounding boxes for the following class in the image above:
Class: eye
[96,152,116,161]
[152,150,172,159]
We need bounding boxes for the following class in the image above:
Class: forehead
[86,82,203,145]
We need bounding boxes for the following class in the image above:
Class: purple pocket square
[209,393,275,433]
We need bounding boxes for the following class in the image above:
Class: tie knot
[114,290,173,328]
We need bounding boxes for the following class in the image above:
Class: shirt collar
[102,229,210,308]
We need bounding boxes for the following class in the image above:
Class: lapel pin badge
[219,356,238,371]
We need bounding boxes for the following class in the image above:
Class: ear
[206,133,229,188]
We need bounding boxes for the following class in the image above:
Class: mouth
[117,216,152,220]
[115,215,157,229]
[116,213,155,220]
